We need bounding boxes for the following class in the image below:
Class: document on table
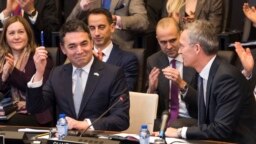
[111,133,188,143]
[18,128,50,133]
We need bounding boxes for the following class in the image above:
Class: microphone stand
[79,95,125,137]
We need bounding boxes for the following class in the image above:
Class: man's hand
[33,47,48,82]
[162,66,185,88]
[66,116,90,130]
[148,67,160,93]
[80,0,97,11]
[234,42,254,78]
[243,3,256,26]
[1,53,14,82]
[3,0,18,17]
[182,11,195,24]
[152,127,179,138]
[16,0,35,14]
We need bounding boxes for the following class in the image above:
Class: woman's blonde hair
[166,0,185,16]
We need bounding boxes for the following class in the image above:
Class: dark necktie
[168,59,179,126]
[74,69,84,117]
[198,76,206,125]
[102,0,111,10]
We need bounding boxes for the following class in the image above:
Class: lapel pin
[94,72,99,76]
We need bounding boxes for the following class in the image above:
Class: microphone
[79,95,127,137]
[159,110,169,139]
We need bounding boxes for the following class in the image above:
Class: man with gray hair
[159,20,256,143]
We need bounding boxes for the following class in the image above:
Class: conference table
[0,125,234,144]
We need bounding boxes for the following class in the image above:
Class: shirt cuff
[115,15,122,29]
[181,127,187,139]
[241,69,252,80]
[85,119,94,130]
[28,11,38,24]
[27,74,43,88]
[0,11,9,24]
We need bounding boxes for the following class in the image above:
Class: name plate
[0,131,24,140]
[64,136,120,144]
[47,139,85,144]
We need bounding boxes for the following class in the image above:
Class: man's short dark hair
[86,8,113,24]
[59,19,91,44]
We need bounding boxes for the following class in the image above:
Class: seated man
[26,19,129,131]
[146,17,198,130]
[87,8,138,91]
[159,20,256,143]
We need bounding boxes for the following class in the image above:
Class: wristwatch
[27,9,37,17]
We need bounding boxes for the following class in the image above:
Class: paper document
[112,133,188,143]
[18,128,50,133]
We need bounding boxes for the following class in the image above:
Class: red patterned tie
[168,59,179,126]
[97,49,104,61]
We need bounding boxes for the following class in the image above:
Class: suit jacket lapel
[78,58,104,117]
[106,44,120,65]
[63,64,77,117]
[206,57,220,117]
[158,52,170,109]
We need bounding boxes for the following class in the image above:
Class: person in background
[164,0,223,34]
[0,16,53,126]
[234,42,256,100]
[156,20,256,143]
[243,2,256,27]
[26,19,130,131]
[67,0,149,49]
[87,8,138,91]
[0,0,60,47]
[146,17,198,130]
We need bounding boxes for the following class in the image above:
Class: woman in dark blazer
[0,16,53,126]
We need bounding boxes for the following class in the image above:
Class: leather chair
[217,50,236,65]
[122,92,158,134]
[46,47,58,66]
[124,48,145,92]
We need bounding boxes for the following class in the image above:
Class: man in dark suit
[146,17,198,130]
[162,20,256,143]
[67,0,149,49]
[0,0,60,46]
[87,8,138,91]
[26,19,129,131]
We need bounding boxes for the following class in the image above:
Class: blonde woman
[165,0,223,34]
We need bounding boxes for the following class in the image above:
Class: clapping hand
[1,53,14,82]
[243,3,256,26]
[234,42,254,78]
[15,0,35,14]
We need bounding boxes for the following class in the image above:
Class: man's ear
[60,44,66,55]
[195,44,201,54]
